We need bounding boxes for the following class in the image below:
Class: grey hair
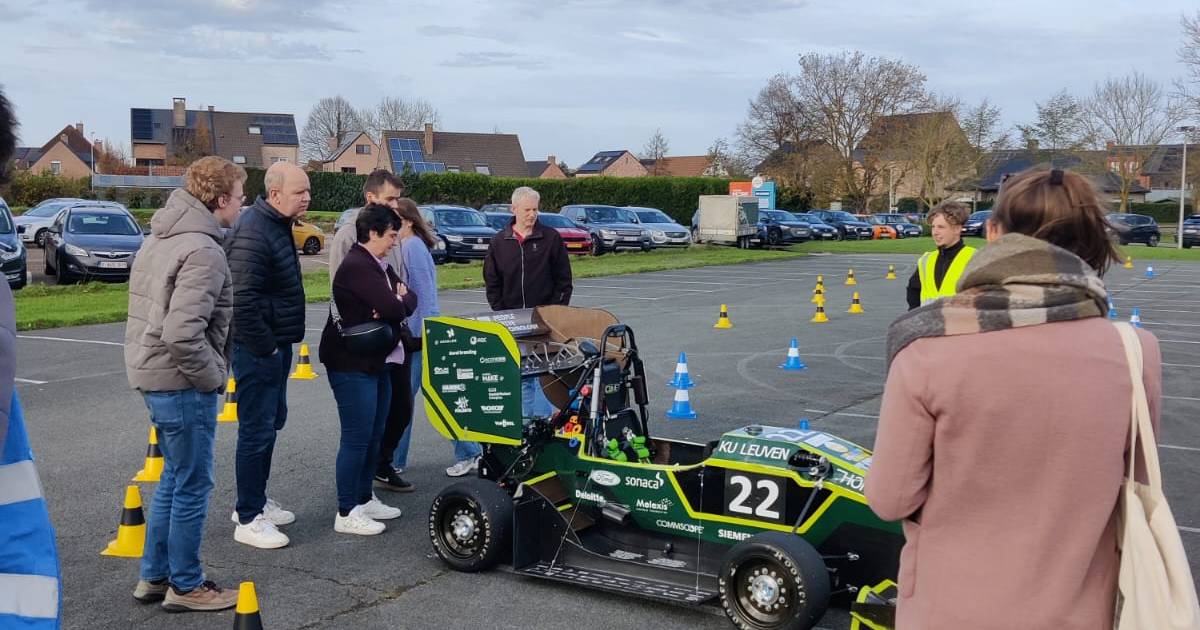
[510,186,540,207]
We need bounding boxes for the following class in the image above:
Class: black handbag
[398,321,422,353]
[330,297,396,355]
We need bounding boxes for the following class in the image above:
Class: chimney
[75,122,84,135]
[208,105,214,113]
[423,123,434,156]
[548,154,556,166]
[1106,141,1115,151]
[1026,138,1039,153]
[172,97,186,127]
[327,136,339,153]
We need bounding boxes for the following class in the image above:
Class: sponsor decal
[715,441,792,462]
[575,489,607,505]
[487,389,512,401]
[655,519,703,534]
[824,442,849,454]
[481,373,502,383]
[589,470,621,487]
[456,368,475,380]
[609,550,642,560]
[479,356,507,364]
[448,349,477,357]
[470,336,488,346]
[446,329,455,339]
[648,558,688,569]
[434,366,450,376]
[481,404,504,414]
[635,497,673,514]
[496,419,515,428]
[441,383,466,394]
[832,469,865,491]
[718,529,752,541]
[454,397,472,413]
[624,472,664,490]
[761,428,806,443]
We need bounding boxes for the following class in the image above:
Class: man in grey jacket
[124,156,244,612]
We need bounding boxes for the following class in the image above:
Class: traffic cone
[886,265,897,280]
[667,352,695,389]
[779,338,806,371]
[101,485,145,557]
[289,344,318,380]
[845,269,857,286]
[132,427,163,482]
[666,387,697,420]
[1145,266,1156,279]
[234,582,265,630]
[1123,256,1134,269]
[1107,301,1118,320]
[1130,308,1142,328]
[811,303,829,323]
[848,292,865,314]
[811,285,825,304]
[713,304,733,329]
[218,377,238,423]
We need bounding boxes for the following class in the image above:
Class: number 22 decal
[727,474,782,520]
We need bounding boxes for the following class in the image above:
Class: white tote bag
[1112,322,1200,630]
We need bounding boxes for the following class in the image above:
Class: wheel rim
[732,556,801,627]
[35,231,45,246]
[437,498,485,560]
[304,238,319,254]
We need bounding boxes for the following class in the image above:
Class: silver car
[14,198,83,247]
[627,206,691,247]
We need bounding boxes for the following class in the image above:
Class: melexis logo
[635,498,672,513]
[589,470,621,487]
[625,472,664,490]
[441,383,466,393]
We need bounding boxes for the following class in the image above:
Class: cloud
[101,23,333,60]
[0,2,36,22]
[620,27,684,44]
[439,51,543,70]
[417,24,506,41]
[81,0,353,33]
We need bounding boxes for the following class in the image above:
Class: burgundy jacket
[319,243,417,373]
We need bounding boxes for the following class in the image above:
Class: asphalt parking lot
[21,246,331,286]
[15,252,1200,629]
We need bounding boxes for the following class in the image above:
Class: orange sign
[729,182,753,197]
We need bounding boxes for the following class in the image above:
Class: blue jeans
[522,376,555,419]
[231,343,291,525]
[329,370,391,513]
[140,389,218,593]
[392,349,480,470]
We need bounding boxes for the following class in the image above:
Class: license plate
[98,261,128,269]
[472,244,489,250]
[622,237,640,242]
[567,243,585,248]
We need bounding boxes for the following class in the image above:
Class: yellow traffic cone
[848,292,865,314]
[811,303,829,323]
[713,304,733,329]
[811,285,825,304]
[886,265,896,280]
[218,377,238,423]
[234,582,265,630]
[1123,255,1134,269]
[845,269,857,286]
[101,485,145,557]
[289,344,319,380]
[132,427,163,482]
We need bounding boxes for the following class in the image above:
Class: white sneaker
[234,514,290,549]
[445,457,479,477]
[361,494,402,521]
[334,505,385,536]
[229,498,295,527]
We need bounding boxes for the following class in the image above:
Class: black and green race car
[421,306,902,630]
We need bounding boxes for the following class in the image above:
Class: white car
[15,198,83,247]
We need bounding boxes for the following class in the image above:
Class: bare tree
[170,113,212,166]
[960,98,1011,155]
[641,128,670,175]
[734,74,807,169]
[1015,90,1094,156]
[1084,73,1187,210]
[898,98,975,211]
[95,138,130,173]
[704,137,741,178]
[300,96,363,162]
[1180,11,1200,116]
[359,97,440,146]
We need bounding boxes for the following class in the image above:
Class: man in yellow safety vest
[907,201,977,309]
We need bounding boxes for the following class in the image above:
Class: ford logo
[589,470,621,487]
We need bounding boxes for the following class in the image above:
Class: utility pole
[1179,126,1195,249]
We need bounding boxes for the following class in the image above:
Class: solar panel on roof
[131,109,154,141]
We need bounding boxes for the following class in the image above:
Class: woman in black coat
[319,204,418,536]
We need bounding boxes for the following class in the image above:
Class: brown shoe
[161,580,237,612]
[132,578,168,603]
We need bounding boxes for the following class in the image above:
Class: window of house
[248,126,262,135]
[474,164,491,175]
[356,144,371,155]
[342,167,357,174]
[270,156,288,163]
[50,161,61,175]
[447,166,461,173]
[233,156,247,164]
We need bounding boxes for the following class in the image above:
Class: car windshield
[634,209,674,224]
[434,209,487,227]
[761,210,791,221]
[828,211,858,222]
[27,203,71,218]
[0,208,11,233]
[793,213,819,223]
[67,212,140,235]
[537,213,575,229]
[585,207,637,223]
[968,211,991,221]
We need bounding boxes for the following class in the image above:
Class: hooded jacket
[125,188,233,393]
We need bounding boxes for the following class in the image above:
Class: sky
[0,0,1196,167]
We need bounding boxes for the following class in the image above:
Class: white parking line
[1143,322,1200,327]
[574,283,716,293]
[1158,339,1200,345]
[17,335,123,347]
[1163,362,1200,368]
[803,408,880,419]
[14,378,47,385]
[1161,444,1200,453]
[1181,526,1200,534]
[458,289,659,301]
[1164,395,1200,402]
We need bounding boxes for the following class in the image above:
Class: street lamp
[1179,126,1196,249]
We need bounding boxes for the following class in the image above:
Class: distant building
[130,97,299,168]
[576,150,647,177]
[318,131,383,174]
[380,124,528,176]
[10,123,98,178]
[526,154,568,179]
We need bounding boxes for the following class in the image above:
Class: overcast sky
[1,0,1196,167]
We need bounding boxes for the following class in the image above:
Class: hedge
[0,171,92,206]
[1126,202,1193,223]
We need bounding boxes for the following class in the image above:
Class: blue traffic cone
[1107,301,1118,320]
[666,387,697,420]
[798,418,811,430]
[1146,266,1156,279]
[779,338,807,371]
[667,352,695,389]
[1130,308,1142,328]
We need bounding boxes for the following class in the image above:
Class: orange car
[868,223,897,239]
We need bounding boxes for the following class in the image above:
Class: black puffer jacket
[483,220,573,311]
[225,196,305,356]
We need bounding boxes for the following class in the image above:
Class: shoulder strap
[1111,321,1161,491]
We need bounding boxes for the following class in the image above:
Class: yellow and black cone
[132,427,163,482]
[886,265,896,280]
[234,582,265,629]
[289,344,318,380]
[848,292,865,314]
[101,485,145,557]
[845,268,857,286]
[713,304,733,329]
[811,303,829,324]
[1123,255,1134,269]
[218,377,238,423]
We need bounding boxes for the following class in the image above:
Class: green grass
[14,282,132,331]
[797,236,1200,261]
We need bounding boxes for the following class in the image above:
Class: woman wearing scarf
[866,168,1162,629]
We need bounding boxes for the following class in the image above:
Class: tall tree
[300,96,363,162]
[641,128,670,175]
[960,98,1010,155]
[359,97,440,146]
[170,112,212,166]
[1085,72,1187,211]
[735,74,807,169]
[704,137,740,178]
[1015,90,1093,155]
[1180,11,1200,117]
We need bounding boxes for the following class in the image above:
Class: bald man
[224,161,310,549]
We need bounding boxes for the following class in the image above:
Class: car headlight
[444,234,464,243]
[433,238,446,250]
[64,243,88,257]
[0,248,20,261]
[651,230,665,239]
[599,229,616,239]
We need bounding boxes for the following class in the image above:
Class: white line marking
[17,335,123,347]
[803,408,880,419]
[1164,395,1200,401]
[1162,362,1200,368]
[458,289,659,300]
[14,378,47,385]
[574,283,715,293]
[1161,444,1200,453]
[1158,339,1200,345]
[440,300,490,305]
[1143,321,1200,327]
[1180,526,1200,534]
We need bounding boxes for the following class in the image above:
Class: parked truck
[691,195,759,248]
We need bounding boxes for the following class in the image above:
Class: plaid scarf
[886,233,1109,368]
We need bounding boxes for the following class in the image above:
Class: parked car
[421,205,497,262]
[756,209,811,245]
[808,210,873,240]
[870,213,923,238]
[293,220,325,255]
[1106,213,1162,247]
[559,205,652,254]
[44,204,144,284]
[1180,214,1200,248]
[792,212,839,240]
[531,212,594,255]
[627,206,691,248]
[15,197,84,247]
[479,203,512,214]
[961,210,992,237]
[0,197,27,290]
[482,211,513,232]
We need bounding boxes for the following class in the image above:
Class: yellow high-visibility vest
[917,246,976,305]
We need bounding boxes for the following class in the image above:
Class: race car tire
[719,531,830,630]
[429,479,513,573]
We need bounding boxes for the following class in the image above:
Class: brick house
[638,155,725,177]
[576,150,648,177]
[380,124,527,176]
[130,97,299,168]
[948,148,1147,204]
[853,111,974,202]
[526,155,568,179]
[319,132,383,174]
[11,123,97,178]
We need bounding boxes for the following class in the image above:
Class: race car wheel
[719,531,830,630]
[429,479,513,573]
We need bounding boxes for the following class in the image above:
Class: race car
[421,306,902,630]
